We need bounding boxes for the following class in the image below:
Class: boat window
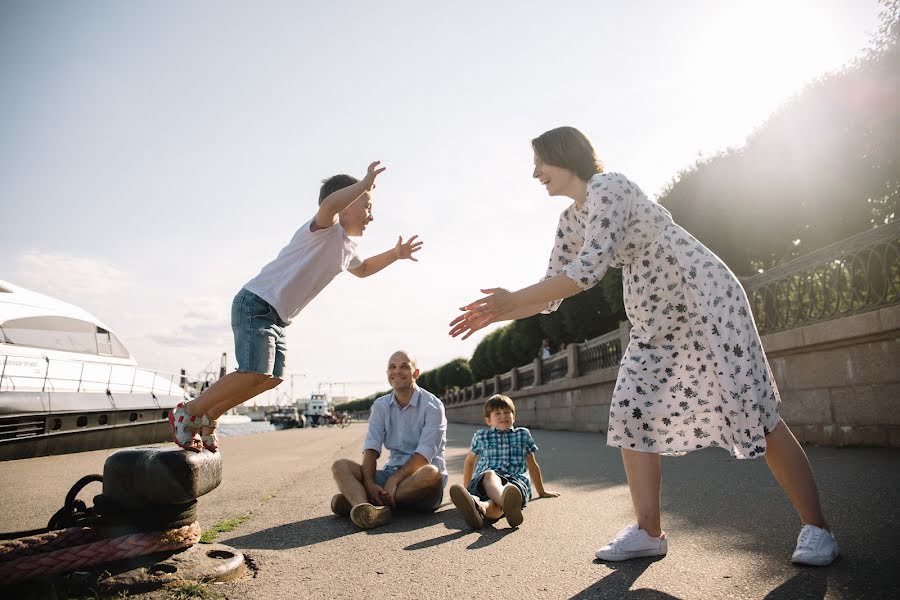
[95,327,129,358]
[0,316,99,354]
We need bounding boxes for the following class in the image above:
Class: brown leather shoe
[502,485,524,527]
[350,503,392,530]
[330,493,352,516]
[449,484,484,529]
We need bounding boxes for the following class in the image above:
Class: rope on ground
[0,527,100,561]
[0,474,203,585]
[0,522,201,585]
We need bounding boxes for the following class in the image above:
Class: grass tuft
[200,515,250,543]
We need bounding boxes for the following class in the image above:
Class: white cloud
[14,251,135,300]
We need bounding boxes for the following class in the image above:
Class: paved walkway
[1,423,898,599]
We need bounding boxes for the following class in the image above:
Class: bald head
[386,350,419,394]
[388,350,417,370]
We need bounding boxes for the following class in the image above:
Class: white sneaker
[791,525,839,566]
[595,524,667,561]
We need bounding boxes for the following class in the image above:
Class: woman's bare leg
[621,449,663,538]
[764,419,829,529]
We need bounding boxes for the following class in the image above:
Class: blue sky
[0,0,882,402]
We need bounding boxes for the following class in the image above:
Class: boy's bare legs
[187,371,281,418]
[478,470,507,520]
[185,372,281,440]
[764,419,829,529]
[331,459,370,507]
[621,449,663,538]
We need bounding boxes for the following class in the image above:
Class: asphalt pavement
[0,422,898,599]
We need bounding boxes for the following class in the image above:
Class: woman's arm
[449,274,582,339]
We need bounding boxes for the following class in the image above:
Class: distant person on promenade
[449,394,559,529]
[330,350,447,530]
[169,162,423,453]
[539,338,554,359]
[449,126,838,566]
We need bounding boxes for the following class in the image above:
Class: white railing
[0,352,184,396]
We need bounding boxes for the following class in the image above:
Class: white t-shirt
[243,218,363,323]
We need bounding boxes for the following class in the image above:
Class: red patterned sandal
[168,402,204,452]
[201,417,219,453]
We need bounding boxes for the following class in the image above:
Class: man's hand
[364,481,390,506]
[537,489,561,498]
[393,235,423,262]
[362,161,386,191]
[383,475,401,507]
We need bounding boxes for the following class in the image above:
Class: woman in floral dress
[449,126,838,566]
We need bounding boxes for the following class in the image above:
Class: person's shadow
[402,517,518,551]
[223,514,358,550]
[570,558,680,600]
[761,570,828,600]
[225,505,463,551]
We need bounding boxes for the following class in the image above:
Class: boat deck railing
[0,352,184,396]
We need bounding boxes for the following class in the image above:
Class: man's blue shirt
[364,386,448,486]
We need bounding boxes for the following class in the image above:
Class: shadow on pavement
[447,423,900,597]
[224,514,358,550]
[572,558,680,599]
[762,570,828,600]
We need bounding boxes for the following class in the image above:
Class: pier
[1,424,898,599]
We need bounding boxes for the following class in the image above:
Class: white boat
[0,280,186,460]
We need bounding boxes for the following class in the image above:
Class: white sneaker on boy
[791,524,839,566]
[595,524,667,561]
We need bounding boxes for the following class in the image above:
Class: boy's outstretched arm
[315,161,385,229]
[526,453,560,498]
[349,235,423,278]
[462,451,478,488]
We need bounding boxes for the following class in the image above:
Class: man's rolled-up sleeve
[363,399,387,456]
[414,399,447,463]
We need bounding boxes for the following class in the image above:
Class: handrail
[742,221,899,333]
[0,351,183,396]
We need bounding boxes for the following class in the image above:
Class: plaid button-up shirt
[470,426,538,480]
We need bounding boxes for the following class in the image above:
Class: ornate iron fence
[742,221,900,334]
[517,365,535,388]
[578,329,624,375]
[541,353,568,383]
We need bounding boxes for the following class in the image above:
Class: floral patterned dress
[543,172,780,458]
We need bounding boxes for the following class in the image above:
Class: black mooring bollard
[103,446,222,508]
[94,447,223,536]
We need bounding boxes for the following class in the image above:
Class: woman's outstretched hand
[449,288,514,340]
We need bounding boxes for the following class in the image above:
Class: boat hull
[0,391,182,461]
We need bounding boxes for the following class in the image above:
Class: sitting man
[330,350,447,529]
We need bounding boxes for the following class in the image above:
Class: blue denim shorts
[232,288,288,378]
[375,466,444,512]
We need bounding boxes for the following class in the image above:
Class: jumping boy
[169,161,423,451]
[449,394,559,528]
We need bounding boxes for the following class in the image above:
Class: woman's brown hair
[532,126,604,181]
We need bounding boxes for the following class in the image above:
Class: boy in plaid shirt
[449,394,559,528]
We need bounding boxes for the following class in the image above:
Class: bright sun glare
[685,0,852,149]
